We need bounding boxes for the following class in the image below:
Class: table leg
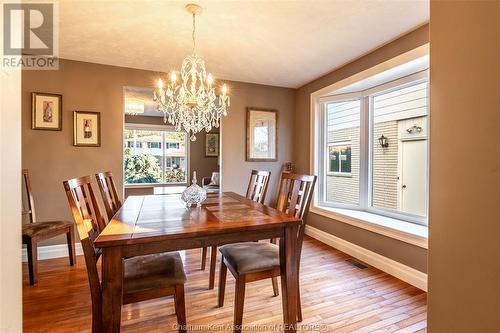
[102,247,123,333]
[209,245,217,289]
[280,224,299,332]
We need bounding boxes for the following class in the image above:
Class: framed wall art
[31,92,62,130]
[246,108,277,161]
[73,111,101,147]
[205,132,219,157]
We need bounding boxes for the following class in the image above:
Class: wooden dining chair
[63,176,187,333]
[22,169,76,285]
[245,170,271,203]
[95,171,122,221]
[217,173,316,332]
[201,170,271,290]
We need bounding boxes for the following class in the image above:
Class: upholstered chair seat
[200,170,271,290]
[22,169,76,286]
[218,172,317,333]
[219,242,279,274]
[124,252,187,294]
[63,175,187,332]
[22,220,73,237]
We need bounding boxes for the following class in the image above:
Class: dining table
[94,191,302,333]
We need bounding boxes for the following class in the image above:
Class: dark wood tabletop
[96,192,300,247]
[95,192,302,333]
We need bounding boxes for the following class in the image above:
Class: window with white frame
[316,72,429,225]
[124,126,188,185]
[328,143,352,174]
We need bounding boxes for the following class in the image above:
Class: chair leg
[91,300,103,333]
[233,276,246,333]
[271,277,279,297]
[66,227,76,266]
[26,238,38,285]
[297,257,303,322]
[174,284,186,333]
[297,279,302,322]
[208,245,217,289]
[218,260,227,307]
[201,247,208,270]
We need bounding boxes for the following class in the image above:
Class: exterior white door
[400,139,427,216]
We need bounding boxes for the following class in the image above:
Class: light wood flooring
[23,236,427,332]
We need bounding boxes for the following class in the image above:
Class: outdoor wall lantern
[378,135,389,148]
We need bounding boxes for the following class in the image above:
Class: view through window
[319,74,428,224]
[326,100,360,205]
[124,128,188,184]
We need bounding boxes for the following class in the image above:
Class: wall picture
[31,92,62,130]
[246,108,277,161]
[205,133,219,157]
[73,111,101,147]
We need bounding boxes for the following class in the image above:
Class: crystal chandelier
[153,3,230,141]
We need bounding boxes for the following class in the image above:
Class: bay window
[316,71,429,225]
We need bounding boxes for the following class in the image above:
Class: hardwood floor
[23,236,427,332]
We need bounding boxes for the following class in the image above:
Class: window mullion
[359,96,370,210]
[320,102,326,205]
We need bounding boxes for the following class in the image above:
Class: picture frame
[205,132,219,157]
[73,111,101,147]
[246,108,278,162]
[31,92,62,131]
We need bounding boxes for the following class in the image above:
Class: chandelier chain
[192,13,196,53]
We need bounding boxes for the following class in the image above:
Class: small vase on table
[181,171,207,208]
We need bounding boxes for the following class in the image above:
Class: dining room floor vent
[345,258,369,269]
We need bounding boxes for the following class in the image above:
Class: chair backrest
[275,172,317,256]
[22,169,36,223]
[95,171,122,221]
[245,170,271,204]
[63,176,104,330]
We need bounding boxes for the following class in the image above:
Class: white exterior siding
[373,82,428,123]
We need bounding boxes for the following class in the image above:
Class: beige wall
[1,61,23,332]
[22,59,294,245]
[123,115,219,197]
[428,1,500,331]
[221,81,295,205]
[294,24,429,272]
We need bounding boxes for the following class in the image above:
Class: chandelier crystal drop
[153,3,230,141]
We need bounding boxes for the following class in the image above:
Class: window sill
[310,205,428,249]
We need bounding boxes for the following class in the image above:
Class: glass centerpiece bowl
[181,171,207,207]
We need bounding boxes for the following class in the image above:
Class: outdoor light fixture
[406,124,423,134]
[378,135,389,148]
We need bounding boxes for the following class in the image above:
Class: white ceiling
[59,0,429,88]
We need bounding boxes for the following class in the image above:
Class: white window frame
[327,141,352,176]
[124,123,190,186]
[315,71,429,226]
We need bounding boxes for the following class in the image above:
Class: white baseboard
[22,243,83,262]
[305,225,427,291]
